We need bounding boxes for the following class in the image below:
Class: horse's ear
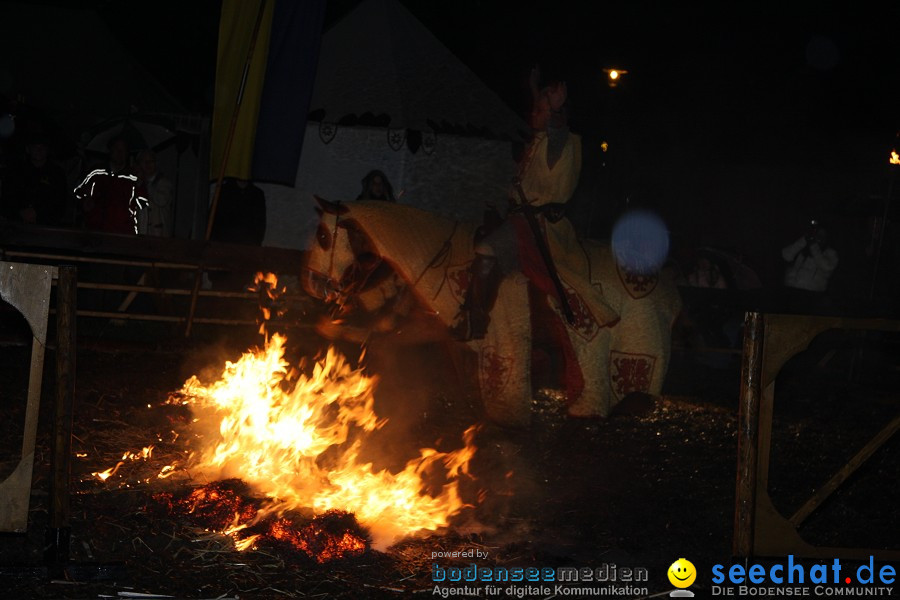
[314,195,349,215]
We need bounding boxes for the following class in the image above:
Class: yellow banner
[210,0,274,181]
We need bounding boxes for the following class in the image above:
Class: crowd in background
[1,131,175,237]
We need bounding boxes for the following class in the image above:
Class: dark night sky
[10,0,900,288]
[95,1,898,146]
[101,1,898,180]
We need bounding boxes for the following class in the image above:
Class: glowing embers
[152,480,369,563]
[264,512,368,562]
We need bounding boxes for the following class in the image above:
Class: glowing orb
[611,209,670,274]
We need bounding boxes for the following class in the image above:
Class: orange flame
[92,462,124,481]
[890,150,899,165]
[171,334,477,549]
[250,272,287,335]
[92,445,156,481]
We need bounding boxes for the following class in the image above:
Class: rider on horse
[454,66,582,340]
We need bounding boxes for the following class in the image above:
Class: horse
[304,198,682,427]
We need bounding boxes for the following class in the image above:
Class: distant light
[891,150,899,165]
[601,141,609,152]
[603,67,629,88]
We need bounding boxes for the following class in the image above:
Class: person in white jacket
[781,222,838,313]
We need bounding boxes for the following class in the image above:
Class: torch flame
[890,150,899,165]
[172,333,477,549]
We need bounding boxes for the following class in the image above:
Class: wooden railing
[0,222,308,335]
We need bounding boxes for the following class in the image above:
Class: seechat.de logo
[712,555,896,586]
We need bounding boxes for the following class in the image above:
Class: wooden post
[46,265,76,573]
[733,311,764,557]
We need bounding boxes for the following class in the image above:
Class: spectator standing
[210,178,266,245]
[782,220,839,314]
[208,178,267,289]
[2,135,68,225]
[356,169,396,202]
[687,256,728,289]
[75,136,144,234]
[135,149,174,236]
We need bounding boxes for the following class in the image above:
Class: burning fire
[167,333,477,550]
[90,272,478,558]
[890,150,899,165]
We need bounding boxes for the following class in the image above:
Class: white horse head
[304,196,356,305]
[305,197,478,326]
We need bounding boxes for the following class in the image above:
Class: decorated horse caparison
[304,198,682,426]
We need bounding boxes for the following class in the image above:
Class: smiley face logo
[668,558,696,588]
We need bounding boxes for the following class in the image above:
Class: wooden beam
[790,413,900,528]
[0,262,55,533]
[46,265,76,569]
[733,311,764,557]
[0,222,305,274]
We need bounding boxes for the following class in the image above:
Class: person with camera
[781,219,839,314]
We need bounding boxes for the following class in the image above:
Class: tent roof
[309,0,529,141]
[0,2,186,135]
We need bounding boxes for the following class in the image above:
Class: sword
[511,177,575,324]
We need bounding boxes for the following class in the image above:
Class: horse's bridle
[326,204,341,282]
[310,207,459,321]
[319,206,389,315]
[303,206,344,304]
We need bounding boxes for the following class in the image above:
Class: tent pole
[185,0,268,337]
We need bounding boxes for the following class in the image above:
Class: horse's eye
[317,223,332,250]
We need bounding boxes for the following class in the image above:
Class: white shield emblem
[387,128,406,151]
[318,122,337,144]
[422,131,436,155]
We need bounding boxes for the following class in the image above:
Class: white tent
[259,0,529,250]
